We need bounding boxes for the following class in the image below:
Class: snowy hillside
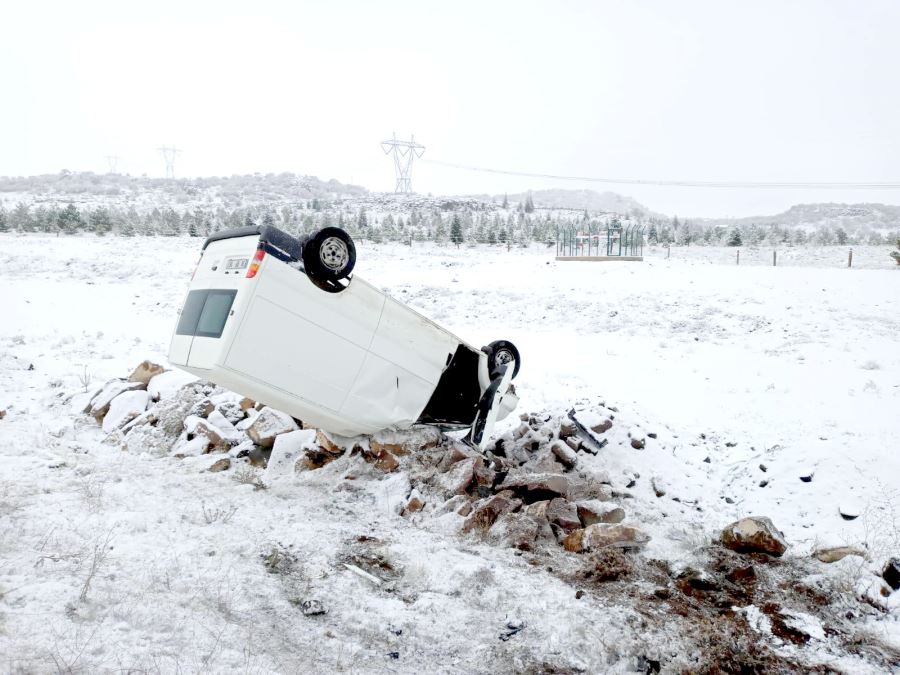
[1,234,899,672]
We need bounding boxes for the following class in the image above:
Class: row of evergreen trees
[0,201,895,246]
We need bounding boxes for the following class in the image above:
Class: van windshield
[176,289,237,338]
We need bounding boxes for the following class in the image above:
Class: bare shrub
[201,502,238,525]
[233,466,267,490]
[79,528,115,603]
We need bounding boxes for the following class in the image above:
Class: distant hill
[0,171,368,204]
[469,189,650,215]
[697,202,900,231]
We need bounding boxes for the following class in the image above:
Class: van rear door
[169,234,258,371]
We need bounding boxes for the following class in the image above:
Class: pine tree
[57,203,84,235]
[90,207,112,236]
[450,213,463,247]
[502,193,509,209]
[0,208,7,233]
[648,222,659,244]
[890,239,900,265]
[727,228,742,247]
[524,192,535,214]
[835,227,848,245]
[357,208,368,231]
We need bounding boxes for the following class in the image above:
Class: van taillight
[246,246,265,278]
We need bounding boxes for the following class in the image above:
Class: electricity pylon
[158,146,181,179]
[381,133,424,193]
[104,155,120,174]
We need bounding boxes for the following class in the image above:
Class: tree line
[0,201,895,247]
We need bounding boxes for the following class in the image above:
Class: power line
[422,158,900,190]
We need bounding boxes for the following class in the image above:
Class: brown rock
[547,498,581,532]
[550,441,578,469]
[524,500,551,520]
[316,430,344,455]
[490,511,554,551]
[207,458,231,473]
[375,449,400,473]
[564,436,581,452]
[576,500,625,526]
[371,439,409,457]
[630,438,646,450]
[721,517,788,557]
[438,457,477,495]
[0,410,5,420]
[813,546,866,564]
[591,418,613,434]
[189,419,230,453]
[462,492,522,532]
[239,397,256,411]
[563,529,585,552]
[500,472,569,501]
[128,360,166,385]
[402,490,425,515]
[582,523,650,551]
[246,407,299,447]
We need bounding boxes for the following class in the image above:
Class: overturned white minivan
[168,225,520,447]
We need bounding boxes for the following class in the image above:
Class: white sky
[3,0,900,217]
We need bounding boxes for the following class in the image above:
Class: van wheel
[486,340,520,379]
[303,227,356,284]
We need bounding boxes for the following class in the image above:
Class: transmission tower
[104,155,120,174]
[381,133,425,193]
[157,145,181,179]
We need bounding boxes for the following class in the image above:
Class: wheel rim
[495,348,515,368]
[319,237,349,272]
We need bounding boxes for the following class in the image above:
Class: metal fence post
[737,250,740,265]
[848,248,853,268]
[773,250,777,266]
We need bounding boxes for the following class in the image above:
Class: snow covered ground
[1,233,899,672]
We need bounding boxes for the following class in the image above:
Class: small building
[556,222,645,261]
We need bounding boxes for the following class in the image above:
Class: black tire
[486,340,520,379]
[302,227,356,283]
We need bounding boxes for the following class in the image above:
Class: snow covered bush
[891,239,900,265]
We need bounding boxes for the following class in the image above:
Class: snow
[1,233,899,671]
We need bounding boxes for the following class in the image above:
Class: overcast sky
[4,0,899,217]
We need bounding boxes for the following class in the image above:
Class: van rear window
[176,289,237,338]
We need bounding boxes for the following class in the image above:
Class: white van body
[168,227,518,442]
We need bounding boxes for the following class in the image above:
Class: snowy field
[1,233,899,672]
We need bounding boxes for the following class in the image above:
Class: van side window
[176,289,237,338]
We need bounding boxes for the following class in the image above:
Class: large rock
[581,523,650,551]
[87,379,146,421]
[266,429,317,479]
[462,492,522,533]
[101,390,150,433]
[813,546,866,564]
[577,500,625,526]
[128,360,166,385]
[490,511,555,551]
[721,517,788,557]
[246,407,299,447]
[546,498,581,532]
[550,441,578,469]
[500,472,569,501]
[185,417,230,453]
[437,457,477,495]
